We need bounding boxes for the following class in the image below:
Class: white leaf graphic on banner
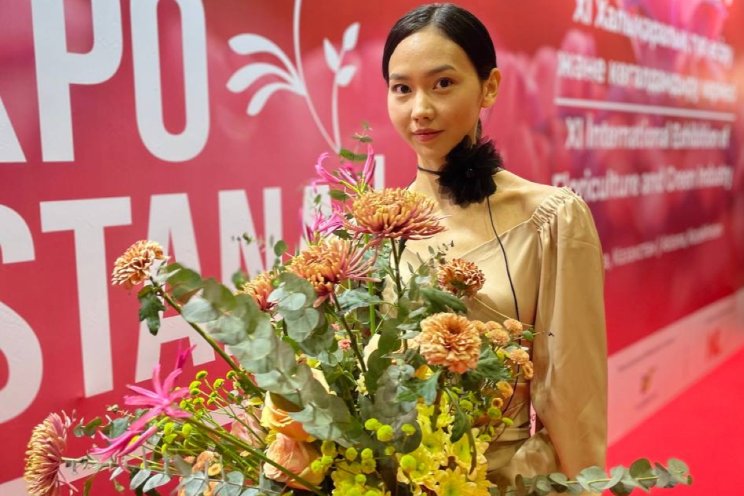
[336,66,356,87]
[323,39,340,72]
[227,62,302,95]
[247,82,300,116]
[229,34,300,80]
[227,0,362,151]
[342,23,360,52]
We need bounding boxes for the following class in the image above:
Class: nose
[411,91,434,122]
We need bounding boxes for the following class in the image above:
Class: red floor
[607,346,744,495]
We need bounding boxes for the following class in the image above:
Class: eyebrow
[388,64,456,81]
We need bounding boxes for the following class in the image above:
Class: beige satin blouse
[401,171,608,486]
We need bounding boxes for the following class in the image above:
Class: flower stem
[331,294,367,373]
[390,239,404,298]
[185,418,325,495]
[159,289,264,397]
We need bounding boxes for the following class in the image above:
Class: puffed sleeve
[530,189,608,477]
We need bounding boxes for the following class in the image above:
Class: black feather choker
[417,136,504,206]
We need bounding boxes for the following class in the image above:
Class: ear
[481,68,501,108]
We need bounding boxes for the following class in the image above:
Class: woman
[382,3,607,487]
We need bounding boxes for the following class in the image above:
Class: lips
[412,129,443,143]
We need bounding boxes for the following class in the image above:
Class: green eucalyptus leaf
[202,278,237,311]
[207,314,246,345]
[629,458,655,490]
[398,370,440,404]
[534,475,552,495]
[576,466,608,493]
[667,458,691,485]
[181,473,208,496]
[181,296,220,323]
[548,472,569,487]
[130,469,151,490]
[142,474,170,493]
[165,264,203,303]
[653,463,673,488]
[285,307,321,342]
[213,471,248,496]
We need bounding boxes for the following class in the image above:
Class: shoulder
[495,171,599,243]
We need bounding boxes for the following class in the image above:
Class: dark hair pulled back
[382,3,504,207]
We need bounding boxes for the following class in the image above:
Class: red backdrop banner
[2,0,743,491]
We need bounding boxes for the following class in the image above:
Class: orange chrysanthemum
[415,313,481,374]
[288,239,375,303]
[111,240,167,289]
[437,258,485,297]
[238,271,276,311]
[347,188,444,240]
[24,412,73,496]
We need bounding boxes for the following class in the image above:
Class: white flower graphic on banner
[227,0,360,151]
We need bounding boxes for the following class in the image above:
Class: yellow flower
[496,380,514,400]
[24,412,72,496]
[347,188,444,240]
[437,258,485,297]
[415,313,481,374]
[237,271,276,311]
[111,240,166,289]
[288,239,375,304]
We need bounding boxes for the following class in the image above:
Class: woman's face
[386,27,500,169]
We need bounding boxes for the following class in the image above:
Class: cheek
[387,98,408,132]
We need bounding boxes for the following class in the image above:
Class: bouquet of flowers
[24,143,691,496]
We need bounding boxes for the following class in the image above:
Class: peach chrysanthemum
[24,412,73,496]
[508,348,530,366]
[288,239,375,304]
[238,271,276,311]
[437,258,485,297]
[346,188,444,240]
[177,451,220,496]
[484,323,510,347]
[415,313,481,374]
[503,318,524,337]
[111,240,167,289]
[522,361,534,380]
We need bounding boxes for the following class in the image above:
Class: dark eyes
[390,84,411,94]
[435,78,454,89]
[390,78,455,94]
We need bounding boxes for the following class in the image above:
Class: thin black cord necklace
[416,164,442,175]
[486,197,520,322]
[415,165,520,322]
